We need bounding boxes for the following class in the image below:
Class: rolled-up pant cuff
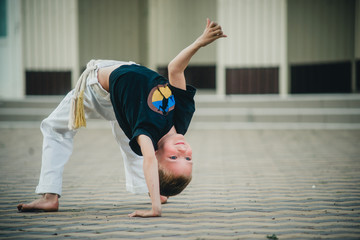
[35,184,62,197]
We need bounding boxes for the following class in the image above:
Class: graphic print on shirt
[147,84,175,115]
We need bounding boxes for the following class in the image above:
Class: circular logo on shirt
[147,84,175,115]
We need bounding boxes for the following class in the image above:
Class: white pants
[36,60,148,196]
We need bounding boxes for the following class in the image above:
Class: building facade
[0,0,359,99]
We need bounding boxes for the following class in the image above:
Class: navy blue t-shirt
[109,64,196,156]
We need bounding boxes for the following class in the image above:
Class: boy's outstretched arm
[128,135,161,217]
[168,18,227,90]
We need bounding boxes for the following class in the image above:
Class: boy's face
[156,134,193,177]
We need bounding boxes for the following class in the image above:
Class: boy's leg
[110,121,148,194]
[110,122,168,204]
[18,70,111,211]
[18,90,78,211]
[35,60,138,196]
[36,91,78,196]
[18,60,143,212]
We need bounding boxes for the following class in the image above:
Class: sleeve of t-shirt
[129,128,157,156]
[168,84,197,135]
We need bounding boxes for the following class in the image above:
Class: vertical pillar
[279,0,289,98]
[147,0,157,71]
[10,0,24,98]
[352,0,359,92]
[72,0,79,86]
[138,0,149,67]
[216,0,226,98]
[352,61,356,93]
[216,37,226,98]
[0,0,23,99]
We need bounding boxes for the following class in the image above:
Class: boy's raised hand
[167,18,226,90]
[195,18,227,47]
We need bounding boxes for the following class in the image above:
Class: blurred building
[0,0,359,99]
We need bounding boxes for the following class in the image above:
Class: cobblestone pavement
[0,127,360,239]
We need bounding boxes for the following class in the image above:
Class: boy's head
[155,133,193,197]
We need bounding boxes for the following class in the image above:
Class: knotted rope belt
[68,59,136,130]
[68,59,98,130]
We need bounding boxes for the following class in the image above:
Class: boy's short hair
[158,168,192,197]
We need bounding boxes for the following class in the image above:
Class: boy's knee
[40,118,76,140]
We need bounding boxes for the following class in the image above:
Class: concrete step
[195,94,360,108]
[0,108,55,121]
[1,107,359,123]
[1,94,360,129]
[0,96,63,108]
[193,108,360,123]
[1,94,360,109]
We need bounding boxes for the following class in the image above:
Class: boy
[17,19,226,217]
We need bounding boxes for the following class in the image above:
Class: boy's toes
[17,203,38,212]
[17,203,23,211]
[17,203,31,212]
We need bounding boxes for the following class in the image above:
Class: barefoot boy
[18,19,226,217]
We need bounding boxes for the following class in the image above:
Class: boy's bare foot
[17,193,59,212]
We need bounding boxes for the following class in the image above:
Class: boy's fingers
[128,210,156,218]
[212,29,225,36]
[214,34,227,39]
[129,210,143,217]
[211,24,222,31]
[210,21,218,28]
[206,18,211,27]
[128,211,136,217]
[209,34,227,43]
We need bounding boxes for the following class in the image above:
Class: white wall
[217,0,284,67]
[148,0,217,70]
[216,0,286,96]
[2,0,358,99]
[22,0,79,84]
[288,0,355,64]
[78,0,143,68]
[0,0,23,99]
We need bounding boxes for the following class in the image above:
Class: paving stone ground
[0,126,360,239]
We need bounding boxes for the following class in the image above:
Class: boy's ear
[155,147,163,158]
[155,150,162,163]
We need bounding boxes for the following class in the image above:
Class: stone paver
[0,127,360,239]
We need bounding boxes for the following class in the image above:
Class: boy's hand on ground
[128,208,162,218]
